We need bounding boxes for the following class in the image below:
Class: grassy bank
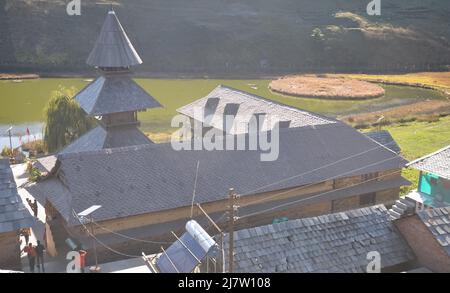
[336,72,450,128]
[334,72,450,96]
[365,116,450,195]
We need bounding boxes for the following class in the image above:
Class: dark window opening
[359,192,376,206]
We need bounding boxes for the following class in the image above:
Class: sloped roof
[34,155,57,173]
[60,125,153,155]
[75,75,161,116]
[177,85,336,134]
[223,205,414,273]
[0,159,34,233]
[86,10,142,68]
[26,123,408,225]
[417,206,450,256]
[407,145,450,179]
[364,130,401,154]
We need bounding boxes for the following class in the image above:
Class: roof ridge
[363,130,400,157]
[407,144,450,167]
[58,125,330,160]
[218,85,337,124]
[58,141,159,160]
[233,204,388,235]
[177,85,338,125]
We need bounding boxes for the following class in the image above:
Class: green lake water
[0,78,446,136]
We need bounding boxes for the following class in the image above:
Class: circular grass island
[269,75,385,100]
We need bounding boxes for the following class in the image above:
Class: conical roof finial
[86,9,143,68]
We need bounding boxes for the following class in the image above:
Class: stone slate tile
[225,205,414,273]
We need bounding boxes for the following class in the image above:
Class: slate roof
[407,145,450,180]
[223,205,414,273]
[26,123,408,225]
[74,75,161,116]
[364,130,401,154]
[177,85,336,134]
[34,155,57,173]
[0,159,34,233]
[86,10,142,68]
[60,125,153,155]
[417,206,450,256]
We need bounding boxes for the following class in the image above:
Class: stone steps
[388,197,417,220]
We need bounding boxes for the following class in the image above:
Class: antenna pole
[228,188,238,273]
[190,161,200,218]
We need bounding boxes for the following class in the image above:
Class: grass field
[0,78,446,132]
[366,116,450,195]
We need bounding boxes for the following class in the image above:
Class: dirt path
[0,73,39,80]
[341,100,450,126]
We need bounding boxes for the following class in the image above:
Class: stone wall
[0,231,21,270]
[395,215,450,273]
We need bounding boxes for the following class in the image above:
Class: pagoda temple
[61,10,161,154]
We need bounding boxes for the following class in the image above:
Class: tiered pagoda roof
[62,9,161,155]
[75,74,161,116]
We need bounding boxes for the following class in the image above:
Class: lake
[0,78,446,149]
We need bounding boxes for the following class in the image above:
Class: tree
[43,87,95,153]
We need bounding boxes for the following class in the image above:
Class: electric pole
[6,126,13,159]
[228,188,238,273]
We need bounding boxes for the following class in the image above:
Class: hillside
[1,0,450,75]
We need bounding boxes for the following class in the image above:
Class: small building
[0,159,34,270]
[394,206,450,273]
[222,205,415,273]
[406,145,450,208]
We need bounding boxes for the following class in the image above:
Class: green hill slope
[1,0,449,75]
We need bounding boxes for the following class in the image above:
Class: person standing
[22,243,37,273]
[26,198,32,207]
[35,240,45,273]
[32,199,38,218]
[79,250,87,273]
[20,228,30,245]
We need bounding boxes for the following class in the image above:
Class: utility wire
[236,125,450,219]
[240,152,400,209]
[240,120,450,218]
[240,139,404,197]
[89,220,173,244]
[72,210,142,258]
[238,168,403,220]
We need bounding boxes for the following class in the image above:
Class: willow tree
[43,87,94,153]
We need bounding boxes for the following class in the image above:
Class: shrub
[416,115,440,123]
[1,147,20,158]
[22,140,46,156]
[398,117,417,124]
[354,122,370,129]
[29,167,42,183]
